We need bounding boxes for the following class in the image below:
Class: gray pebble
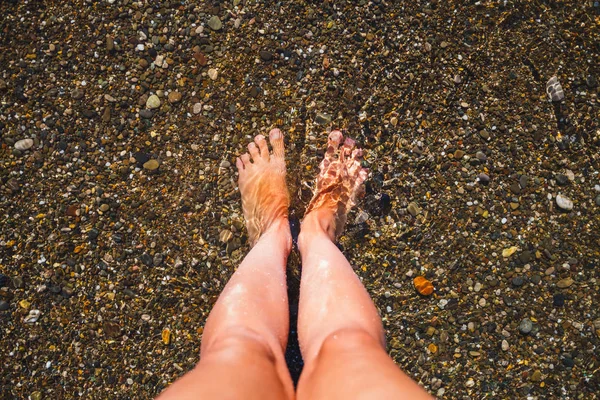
[208,16,222,31]
[519,318,533,334]
[315,112,332,125]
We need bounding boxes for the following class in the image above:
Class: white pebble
[556,194,573,211]
[501,340,509,351]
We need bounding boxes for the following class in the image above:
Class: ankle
[299,210,335,249]
[261,217,293,253]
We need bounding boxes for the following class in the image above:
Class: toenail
[269,128,282,139]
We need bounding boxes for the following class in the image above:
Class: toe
[241,153,251,167]
[328,130,343,149]
[269,128,285,159]
[248,142,261,162]
[340,138,356,161]
[236,157,245,173]
[255,134,270,161]
[322,130,344,171]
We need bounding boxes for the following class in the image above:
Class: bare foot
[236,128,290,247]
[303,130,368,240]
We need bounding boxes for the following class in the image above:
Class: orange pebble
[414,276,434,296]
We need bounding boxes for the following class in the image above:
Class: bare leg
[296,131,433,400]
[157,129,294,400]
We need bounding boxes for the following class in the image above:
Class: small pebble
[519,318,533,334]
[146,95,161,109]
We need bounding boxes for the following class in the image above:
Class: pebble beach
[1,0,599,398]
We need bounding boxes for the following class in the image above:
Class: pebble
[193,103,203,114]
[259,50,274,61]
[501,340,509,351]
[555,194,573,211]
[477,173,490,184]
[143,160,160,171]
[407,202,421,217]
[465,378,475,388]
[106,36,114,51]
[146,95,161,109]
[99,204,110,212]
[519,318,533,334]
[141,253,153,266]
[556,277,574,288]
[208,68,218,80]
[552,293,565,307]
[512,276,524,287]
[219,229,233,243]
[140,109,153,119]
[208,16,223,31]
[315,112,332,125]
[502,246,518,258]
[555,174,569,186]
[24,309,41,324]
[168,91,182,103]
[519,175,529,189]
[0,300,9,311]
[546,76,565,101]
[14,139,34,151]
[71,88,85,100]
[194,52,208,66]
[531,370,542,382]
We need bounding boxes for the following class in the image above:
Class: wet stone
[519,175,529,189]
[153,253,164,266]
[88,228,99,241]
[562,356,575,368]
[510,182,521,195]
[208,16,222,31]
[140,109,153,119]
[519,318,533,334]
[519,251,532,264]
[478,173,490,184]
[555,194,573,211]
[71,88,85,100]
[194,52,207,66]
[407,202,421,217]
[143,159,159,171]
[315,112,332,125]
[553,293,565,307]
[556,277,574,288]
[146,95,161,109]
[0,300,9,311]
[12,276,24,289]
[259,50,273,61]
[14,139,33,151]
[168,91,182,103]
[512,276,524,287]
[555,174,569,186]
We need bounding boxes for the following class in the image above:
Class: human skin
[156,129,433,400]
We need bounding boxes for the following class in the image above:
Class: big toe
[269,128,285,159]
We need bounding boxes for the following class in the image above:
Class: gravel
[0,0,598,399]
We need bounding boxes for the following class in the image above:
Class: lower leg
[296,131,432,399]
[297,210,384,362]
[157,129,294,400]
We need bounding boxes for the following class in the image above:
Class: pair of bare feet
[236,128,368,246]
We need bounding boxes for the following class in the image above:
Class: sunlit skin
[157,129,433,400]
